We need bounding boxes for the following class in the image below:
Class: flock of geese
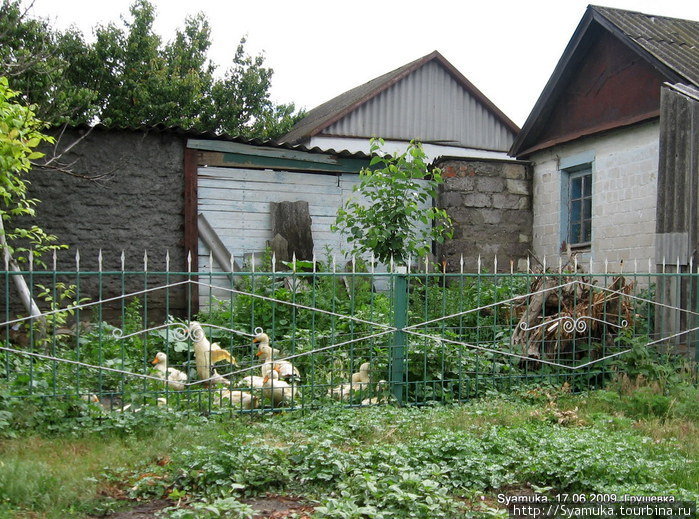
[148,321,386,410]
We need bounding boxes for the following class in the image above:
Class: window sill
[569,243,591,251]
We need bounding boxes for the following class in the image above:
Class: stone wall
[529,121,659,270]
[436,158,532,272]
[8,127,189,317]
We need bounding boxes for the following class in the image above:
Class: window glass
[567,169,592,246]
[571,177,582,199]
[571,199,581,223]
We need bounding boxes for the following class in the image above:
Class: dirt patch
[92,494,315,519]
[243,493,315,519]
[90,499,172,518]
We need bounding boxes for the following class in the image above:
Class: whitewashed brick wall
[530,121,659,271]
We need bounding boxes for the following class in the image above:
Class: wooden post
[183,147,199,274]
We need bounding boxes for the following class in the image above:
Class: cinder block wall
[529,121,659,270]
[436,158,532,272]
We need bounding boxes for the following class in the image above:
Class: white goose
[214,389,257,409]
[328,362,371,401]
[262,367,299,406]
[151,351,188,390]
[238,375,266,388]
[189,321,237,387]
[253,333,300,382]
[351,362,371,384]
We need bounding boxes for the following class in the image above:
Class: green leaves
[0,0,303,138]
[103,397,699,518]
[161,497,254,518]
[333,139,453,265]
[0,76,65,264]
[1,384,698,517]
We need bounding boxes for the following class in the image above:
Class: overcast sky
[28,0,699,127]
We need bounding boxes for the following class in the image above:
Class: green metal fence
[1,259,697,415]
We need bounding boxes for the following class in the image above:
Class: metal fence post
[391,266,408,405]
[694,267,699,367]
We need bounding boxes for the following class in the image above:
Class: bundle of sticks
[511,272,634,362]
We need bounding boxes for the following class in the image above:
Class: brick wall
[529,121,659,270]
[436,159,532,272]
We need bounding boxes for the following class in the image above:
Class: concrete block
[506,179,530,196]
[463,193,491,208]
[481,209,504,225]
[457,207,486,225]
[446,177,476,192]
[440,192,463,207]
[492,193,521,209]
[504,164,526,179]
[472,162,502,177]
[476,177,506,193]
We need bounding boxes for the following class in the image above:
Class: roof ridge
[279,51,441,144]
[279,50,518,145]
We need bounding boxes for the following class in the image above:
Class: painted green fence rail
[1,262,697,415]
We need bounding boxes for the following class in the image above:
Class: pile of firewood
[511,273,634,363]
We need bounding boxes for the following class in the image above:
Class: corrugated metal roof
[63,123,374,160]
[510,5,699,157]
[279,51,519,147]
[591,5,699,86]
[324,61,514,152]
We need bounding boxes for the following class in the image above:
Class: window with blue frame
[560,152,594,250]
[567,168,592,246]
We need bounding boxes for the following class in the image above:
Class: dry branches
[512,271,634,364]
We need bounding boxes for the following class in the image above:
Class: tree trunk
[0,217,44,321]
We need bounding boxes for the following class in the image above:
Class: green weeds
[0,386,697,518]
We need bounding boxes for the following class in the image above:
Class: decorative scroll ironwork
[518,316,629,334]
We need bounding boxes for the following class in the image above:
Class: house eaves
[591,6,699,86]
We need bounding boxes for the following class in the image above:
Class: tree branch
[31,125,118,183]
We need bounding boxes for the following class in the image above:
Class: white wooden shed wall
[198,166,356,268]
[196,165,429,305]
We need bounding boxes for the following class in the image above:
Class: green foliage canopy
[334,138,453,265]
[0,0,303,139]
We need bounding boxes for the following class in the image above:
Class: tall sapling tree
[333,139,452,266]
[0,77,64,319]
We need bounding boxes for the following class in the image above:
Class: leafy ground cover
[0,377,696,519]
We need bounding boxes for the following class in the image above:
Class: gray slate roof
[279,50,518,145]
[592,5,699,86]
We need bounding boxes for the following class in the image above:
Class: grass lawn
[0,383,697,518]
